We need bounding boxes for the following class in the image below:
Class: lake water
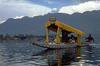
[0,40,100,66]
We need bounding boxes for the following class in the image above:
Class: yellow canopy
[45,20,85,36]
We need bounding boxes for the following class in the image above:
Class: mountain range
[0,10,100,42]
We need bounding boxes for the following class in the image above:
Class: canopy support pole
[54,27,61,44]
[77,34,81,46]
[45,28,49,43]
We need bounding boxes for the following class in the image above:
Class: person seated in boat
[85,34,94,43]
[69,35,77,44]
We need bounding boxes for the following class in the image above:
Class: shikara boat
[33,17,85,49]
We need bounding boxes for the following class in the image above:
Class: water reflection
[0,41,100,66]
[44,48,77,66]
[42,46,98,66]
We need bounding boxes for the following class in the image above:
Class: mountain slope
[0,11,100,38]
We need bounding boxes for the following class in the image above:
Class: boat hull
[33,42,77,49]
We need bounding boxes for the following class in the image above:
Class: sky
[0,0,100,23]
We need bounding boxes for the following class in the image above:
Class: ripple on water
[0,42,100,66]
[67,62,98,66]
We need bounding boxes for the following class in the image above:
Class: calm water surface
[0,40,100,66]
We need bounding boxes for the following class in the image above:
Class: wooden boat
[33,42,77,49]
[33,17,85,49]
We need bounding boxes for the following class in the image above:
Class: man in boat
[69,34,77,44]
[85,34,94,43]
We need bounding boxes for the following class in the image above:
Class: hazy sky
[0,0,100,23]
